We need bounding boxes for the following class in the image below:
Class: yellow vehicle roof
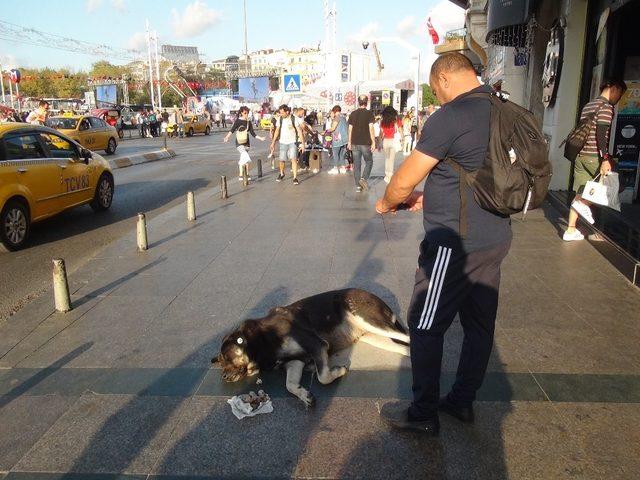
[0,123,72,137]
[49,115,83,120]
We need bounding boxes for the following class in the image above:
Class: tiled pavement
[1,153,639,479]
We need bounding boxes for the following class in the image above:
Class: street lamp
[364,36,421,114]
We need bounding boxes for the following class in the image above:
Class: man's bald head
[429,53,480,105]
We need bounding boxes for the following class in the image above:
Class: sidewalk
[1,152,639,479]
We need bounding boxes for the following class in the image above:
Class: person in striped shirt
[564,79,627,241]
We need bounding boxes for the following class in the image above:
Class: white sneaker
[328,167,339,175]
[338,166,347,174]
[563,229,585,242]
[384,175,391,184]
[571,200,595,224]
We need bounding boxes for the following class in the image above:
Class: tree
[421,84,439,107]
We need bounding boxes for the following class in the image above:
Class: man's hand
[375,198,395,214]
[223,134,230,143]
[403,191,424,212]
[347,143,352,150]
[269,144,275,156]
[600,159,612,176]
[370,144,376,152]
[299,144,305,153]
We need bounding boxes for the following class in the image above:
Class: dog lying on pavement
[211,288,409,407]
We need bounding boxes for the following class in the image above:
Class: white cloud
[422,1,466,41]
[86,0,102,13]
[171,1,221,39]
[396,15,416,38]
[127,32,147,52]
[346,21,379,46]
[0,53,18,69]
[111,0,126,13]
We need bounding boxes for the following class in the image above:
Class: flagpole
[0,66,5,104]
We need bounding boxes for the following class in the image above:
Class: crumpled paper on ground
[227,395,273,419]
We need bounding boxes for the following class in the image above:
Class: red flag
[427,17,440,45]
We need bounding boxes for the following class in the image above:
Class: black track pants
[406,240,510,420]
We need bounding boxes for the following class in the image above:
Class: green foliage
[421,84,439,107]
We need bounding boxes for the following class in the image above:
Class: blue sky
[0,0,464,78]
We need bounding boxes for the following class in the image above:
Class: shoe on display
[563,229,585,242]
[571,200,595,224]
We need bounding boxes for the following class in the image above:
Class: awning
[447,0,468,7]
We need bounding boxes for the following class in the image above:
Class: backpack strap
[444,157,468,239]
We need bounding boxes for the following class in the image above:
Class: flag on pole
[427,18,440,45]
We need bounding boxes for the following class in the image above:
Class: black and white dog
[212,289,409,407]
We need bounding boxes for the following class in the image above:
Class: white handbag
[582,175,608,206]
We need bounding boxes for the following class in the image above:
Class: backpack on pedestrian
[447,91,552,233]
[274,115,298,143]
[559,98,608,162]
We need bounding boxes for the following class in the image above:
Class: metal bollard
[257,158,263,178]
[137,213,148,251]
[220,175,228,199]
[242,164,249,186]
[163,132,167,150]
[187,191,196,221]
[52,258,72,313]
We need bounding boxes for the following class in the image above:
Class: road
[0,132,272,322]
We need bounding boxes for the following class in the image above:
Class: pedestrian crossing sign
[284,74,301,92]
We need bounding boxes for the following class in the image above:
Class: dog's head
[211,328,259,382]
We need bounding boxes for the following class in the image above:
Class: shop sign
[613,82,640,191]
[486,45,505,86]
[341,54,349,82]
[542,21,564,108]
[382,90,391,105]
[487,0,531,33]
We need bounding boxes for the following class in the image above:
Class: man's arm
[369,123,376,151]
[376,149,439,213]
[348,125,353,149]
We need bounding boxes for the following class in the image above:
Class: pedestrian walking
[224,105,265,182]
[348,95,376,192]
[270,104,305,185]
[563,79,627,241]
[376,53,513,436]
[295,107,314,170]
[220,111,226,128]
[379,106,400,183]
[327,105,349,175]
[402,112,413,155]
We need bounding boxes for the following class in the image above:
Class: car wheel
[205,126,210,135]
[188,128,194,137]
[117,129,124,139]
[0,199,30,252]
[90,173,114,212]
[105,137,117,155]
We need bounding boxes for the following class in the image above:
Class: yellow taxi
[47,115,119,155]
[260,115,276,130]
[182,114,211,137]
[0,123,114,251]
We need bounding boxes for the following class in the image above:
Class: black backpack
[560,99,607,162]
[447,91,552,236]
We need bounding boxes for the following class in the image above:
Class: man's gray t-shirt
[415,85,511,253]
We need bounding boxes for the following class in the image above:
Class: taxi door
[88,117,109,150]
[2,131,63,219]
[77,117,98,151]
[39,132,93,208]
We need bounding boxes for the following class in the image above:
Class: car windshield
[47,117,78,129]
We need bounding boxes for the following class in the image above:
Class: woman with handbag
[380,106,401,183]
[224,106,265,181]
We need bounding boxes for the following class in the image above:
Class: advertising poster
[95,84,117,107]
[238,76,270,102]
[612,81,640,197]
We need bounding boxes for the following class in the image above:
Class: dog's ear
[211,354,221,364]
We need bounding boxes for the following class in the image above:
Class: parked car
[47,115,119,155]
[0,123,114,251]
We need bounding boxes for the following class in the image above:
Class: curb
[108,148,177,170]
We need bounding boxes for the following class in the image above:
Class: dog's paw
[331,366,348,378]
[299,390,316,408]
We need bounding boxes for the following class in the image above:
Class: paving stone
[13,394,188,475]
[0,395,77,471]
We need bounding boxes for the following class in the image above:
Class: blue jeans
[332,144,346,167]
[351,144,373,186]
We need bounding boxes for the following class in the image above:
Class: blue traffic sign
[284,74,301,92]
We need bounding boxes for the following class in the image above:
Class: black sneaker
[293,177,300,185]
[439,396,474,423]
[276,173,285,182]
[380,401,439,436]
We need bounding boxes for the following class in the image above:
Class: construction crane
[0,20,141,61]
[372,42,384,76]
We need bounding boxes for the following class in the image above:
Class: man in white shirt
[270,104,305,185]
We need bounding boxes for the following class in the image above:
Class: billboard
[95,84,117,107]
[161,44,199,63]
[238,76,270,102]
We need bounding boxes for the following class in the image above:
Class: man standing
[294,107,313,171]
[348,95,376,192]
[376,53,512,436]
[270,104,305,185]
[563,79,627,241]
[26,100,49,125]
